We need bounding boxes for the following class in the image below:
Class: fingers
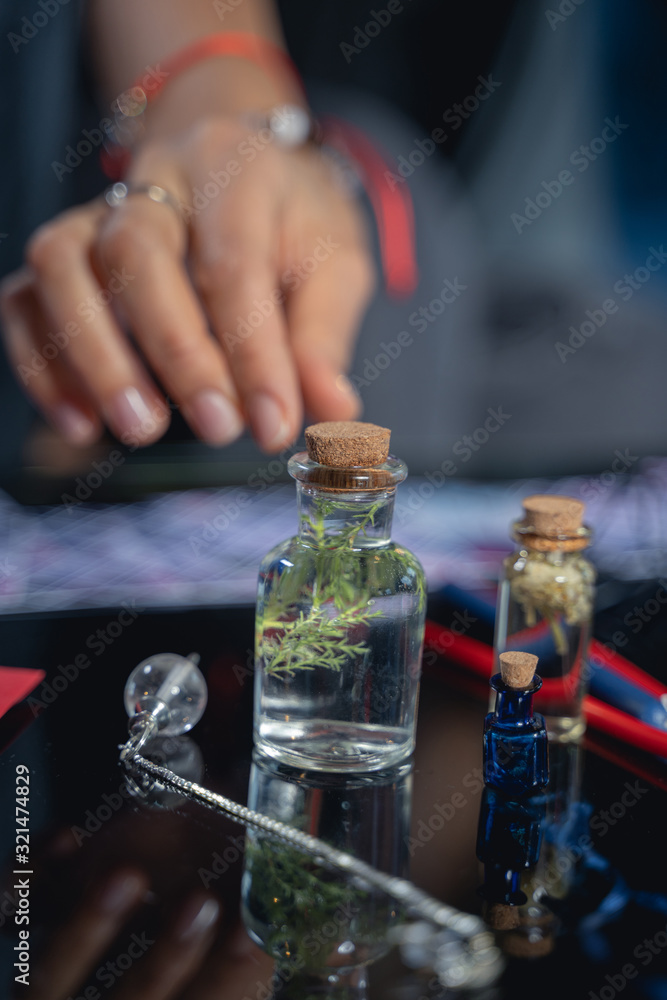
[0,270,102,445]
[190,162,302,452]
[22,205,170,447]
[7,129,375,454]
[181,923,275,1000]
[95,190,244,447]
[287,245,375,422]
[112,892,220,1000]
[27,868,148,1000]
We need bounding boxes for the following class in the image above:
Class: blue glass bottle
[476,788,545,908]
[483,651,549,796]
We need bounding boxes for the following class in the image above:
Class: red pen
[423,620,667,758]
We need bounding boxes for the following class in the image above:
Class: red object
[101,31,305,182]
[320,116,418,298]
[0,667,45,718]
[135,31,306,106]
[103,33,418,299]
[423,620,667,758]
[500,616,667,701]
[589,638,667,699]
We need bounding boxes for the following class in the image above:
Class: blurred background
[0,0,665,610]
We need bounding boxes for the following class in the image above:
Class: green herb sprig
[257,495,424,679]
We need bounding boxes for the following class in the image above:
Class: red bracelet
[101,31,306,179]
[132,31,307,107]
[101,31,417,298]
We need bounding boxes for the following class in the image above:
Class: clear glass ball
[124,653,208,736]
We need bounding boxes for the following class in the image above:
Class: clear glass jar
[241,753,411,981]
[254,449,426,772]
[494,499,595,742]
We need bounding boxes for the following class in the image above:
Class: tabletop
[0,598,666,1000]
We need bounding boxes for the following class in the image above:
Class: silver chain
[122,746,503,988]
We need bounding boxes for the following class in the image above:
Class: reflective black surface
[0,601,666,999]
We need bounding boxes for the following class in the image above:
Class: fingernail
[248,392,290,451]
[97,870,145,915]
[174,896,220,942]
[335,373,361,404]
[186,389,243,446]
[106,387,168,443]
[50,404,98,445]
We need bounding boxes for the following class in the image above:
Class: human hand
[0,118,374,452]
[22,865,274,1000]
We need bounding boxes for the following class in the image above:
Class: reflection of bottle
[494,494,595,741]
[530,742,587,903]
[476,787,558,957]
[241,752,412,987]
[477,787,545,912]
[254,421,426,772]
[483,651,549,796]
[272,968,369,999]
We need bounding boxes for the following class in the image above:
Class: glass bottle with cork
[253,421,426,772]
[494,495,595,741]
[483,651,549,795]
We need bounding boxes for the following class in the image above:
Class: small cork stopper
[305,421,390,468]
[521,494,584,538]
[486,902,521,930]
[499,651,539,689]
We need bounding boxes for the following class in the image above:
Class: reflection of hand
[1,120,373,453]
[23,866,274,1000]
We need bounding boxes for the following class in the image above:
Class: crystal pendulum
[122,652,208,753]
[118,652,504,988]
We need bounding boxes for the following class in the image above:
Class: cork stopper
[486,902,521,930]
[305,421,390,468]
[515,494,589,552]
[499,651,539,689]
[521,494,584,536]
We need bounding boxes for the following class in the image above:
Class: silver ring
[104,182,183,219]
